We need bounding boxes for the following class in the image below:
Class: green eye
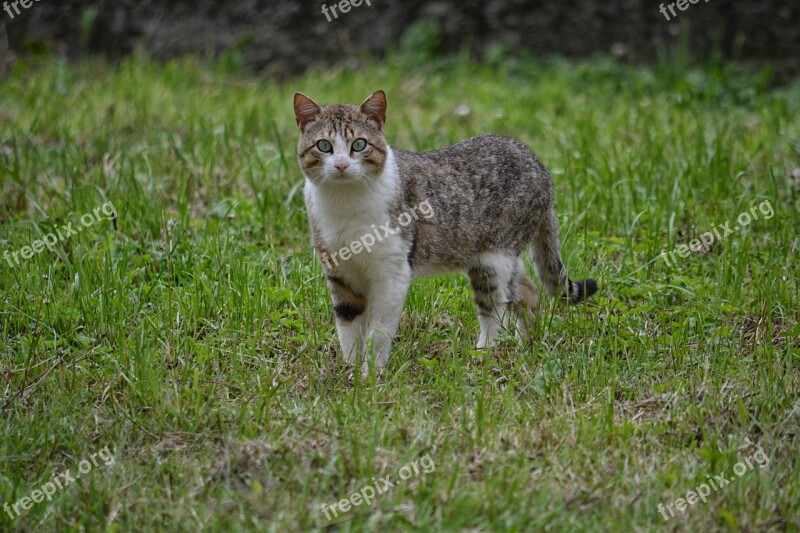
[352,138,367,152]
[316,140,332,153]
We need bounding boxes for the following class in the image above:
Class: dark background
[2,0,799,75]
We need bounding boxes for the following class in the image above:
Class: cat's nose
[334,162,349,173]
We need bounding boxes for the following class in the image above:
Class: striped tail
[531,209,598,304]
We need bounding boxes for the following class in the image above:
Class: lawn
[1,54,799,531]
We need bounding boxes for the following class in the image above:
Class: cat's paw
[475,339,498,350]
[360,361,387,377]
[362,352,390,373]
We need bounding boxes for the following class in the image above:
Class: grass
[0,53,799,531]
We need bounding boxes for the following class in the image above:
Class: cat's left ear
[294,93,322,131]
[359,90,387,127]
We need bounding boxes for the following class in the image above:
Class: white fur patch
[305,148,408,293]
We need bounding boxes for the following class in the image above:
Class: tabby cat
[294,90,597,370]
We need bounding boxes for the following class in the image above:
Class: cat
[294,90,598,371]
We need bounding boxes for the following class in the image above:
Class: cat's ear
[294,93,322,131]
[359,90,387,127]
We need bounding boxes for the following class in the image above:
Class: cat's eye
[316,139,333,153]
[351,138,367,152]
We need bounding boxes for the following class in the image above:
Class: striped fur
[294,91,598,370]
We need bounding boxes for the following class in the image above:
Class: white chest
[305,149,407,274]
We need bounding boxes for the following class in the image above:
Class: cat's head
[293,91,389,185]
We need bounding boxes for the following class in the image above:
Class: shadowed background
[2,1,799,531]
[2,0,799,76]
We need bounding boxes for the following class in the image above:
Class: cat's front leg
[326,275,368,364]
[336,314,367,365]
[364,266,412,371]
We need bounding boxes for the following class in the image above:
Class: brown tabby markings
[294,90,597,368]
[327,276,367,321]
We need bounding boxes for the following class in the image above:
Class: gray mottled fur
[294,91,597,369]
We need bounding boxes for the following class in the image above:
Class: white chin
[328,173,357,183]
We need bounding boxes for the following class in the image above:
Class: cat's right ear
[359,90,387,127]
[294,93,322,131]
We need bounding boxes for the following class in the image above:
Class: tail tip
[570,278,598,303]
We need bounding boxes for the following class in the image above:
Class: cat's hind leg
[513,260,539,343]
[468,252,520,349]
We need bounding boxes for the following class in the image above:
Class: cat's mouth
[321,168,371,185]
[331,170,356,182]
